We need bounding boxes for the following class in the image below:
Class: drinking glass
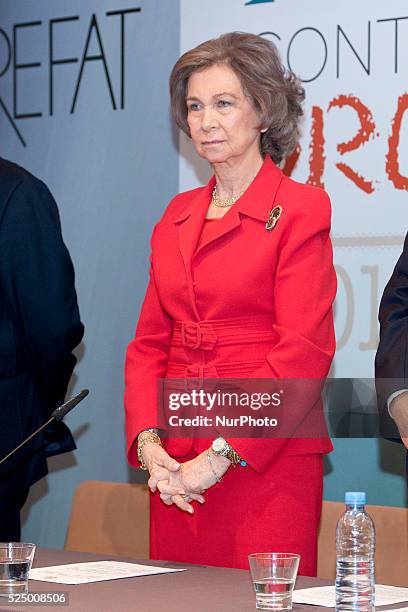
[248,552,300,610]
[0,543,36,597]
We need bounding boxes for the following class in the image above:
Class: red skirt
[149,452,323,576]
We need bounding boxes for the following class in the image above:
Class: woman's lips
[202,140,225,145]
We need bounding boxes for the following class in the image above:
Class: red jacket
[125,156,336,471]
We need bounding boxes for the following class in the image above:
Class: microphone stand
[0,389,89,466]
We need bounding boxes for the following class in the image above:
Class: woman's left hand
[181,450,230,493]
[159,449,231,512]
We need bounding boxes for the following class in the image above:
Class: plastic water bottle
[335,492,375,611]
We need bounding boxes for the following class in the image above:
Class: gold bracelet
[224,444,242,467]
[137,430,161,470]
[138,428,159,440]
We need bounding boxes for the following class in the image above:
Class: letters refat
[0,7,141,146]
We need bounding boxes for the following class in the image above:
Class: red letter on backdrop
[328,94,375,194]
[307,106,325,189]
[282,144,301,177]
[386,93,408,190]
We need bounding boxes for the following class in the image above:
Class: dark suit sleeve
[375,232,408,439]
[0,174,84,411]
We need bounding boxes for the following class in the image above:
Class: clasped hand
[141,442,230,513]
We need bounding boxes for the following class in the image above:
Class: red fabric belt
[172,315,276,351]
[168,316,277,386]
[166,361,265,378]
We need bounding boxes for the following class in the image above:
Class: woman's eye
[188,103,201,111]
[217,100,232,108]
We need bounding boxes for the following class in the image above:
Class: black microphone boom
[0,389,89,466]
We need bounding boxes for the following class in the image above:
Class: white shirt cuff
[387,389,408,418]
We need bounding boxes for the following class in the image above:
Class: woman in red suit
[125,32,336,576]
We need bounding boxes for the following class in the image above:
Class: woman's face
[186,63,262,165]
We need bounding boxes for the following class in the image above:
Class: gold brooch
[265,206,283,231]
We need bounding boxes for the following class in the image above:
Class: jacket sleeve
[125,226,173,466]
[0,175,84,411]
[223,190,337,472]
[375,233,408,439]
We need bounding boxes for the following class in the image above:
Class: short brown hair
[169,32,305,164]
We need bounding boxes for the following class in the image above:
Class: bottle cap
[345,491,366,505]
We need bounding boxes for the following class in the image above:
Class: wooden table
[0,548,404,612]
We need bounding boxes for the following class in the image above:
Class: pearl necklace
[211,184,244,208]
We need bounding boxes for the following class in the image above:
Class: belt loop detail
[181,321,217,351]
[184,364,205,391]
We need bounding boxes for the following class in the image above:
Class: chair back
[65,480,149,558]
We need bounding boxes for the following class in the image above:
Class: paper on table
[292,584,408,607]
[29,561,186,585]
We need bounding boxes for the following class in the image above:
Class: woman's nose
[201,104,218,131]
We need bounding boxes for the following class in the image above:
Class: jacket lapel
[174,177,215,318]
[194,156,284,257]
[175,176,214,274]
[194,207,242,259]
[174,157,284,315]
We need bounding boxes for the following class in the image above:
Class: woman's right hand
[142,442,185,496]
[142,442,205,513]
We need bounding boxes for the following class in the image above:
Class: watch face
[212,437,225,453]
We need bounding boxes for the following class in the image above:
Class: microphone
[52,389,89,421]
[0,389,89,466]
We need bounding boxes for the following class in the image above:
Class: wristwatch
[211,436,243,466]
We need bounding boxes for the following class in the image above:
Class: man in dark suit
[375,233,408,477]
[0,157,84,540]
